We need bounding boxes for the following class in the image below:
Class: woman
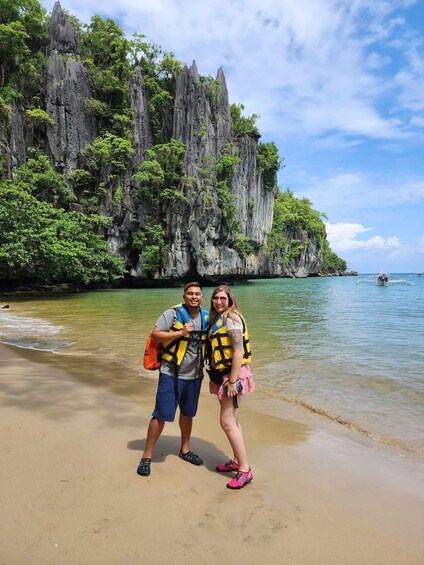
[208,285,255,489]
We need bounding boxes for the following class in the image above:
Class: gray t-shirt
[156,307,203,380]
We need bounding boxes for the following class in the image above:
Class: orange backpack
[143,333,162,370]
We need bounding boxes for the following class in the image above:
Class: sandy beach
[1,342,423,565]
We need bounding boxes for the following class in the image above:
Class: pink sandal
[216,460,239,472]
[226,468,253,489]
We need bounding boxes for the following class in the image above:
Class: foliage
[247,199,257,214]
[0,183,126,284]
[283,238,305,266]
[68,169,93,192]
[132,39,182,142]
[0,0,48,92]
[257,141,282,191]
[214,145,240,233]
[78,14,136,141]
[272,189,327,243]
[232,236,255,257]
[132,139,187,205]
[230,103,259,137]
[79,132,134,189]
[81,16,131,75]
[25,107,54,126]
[265,189,347,271]
[322,240,347,272]
[200,75,221,109]
[266,189,324,264]
[215,147,240,178]
[132,222,166,274]
[85,97,111,119]
[12,151,75,206]
[113,183,123,207]
[216,181,240,233]
[132,160,164,203]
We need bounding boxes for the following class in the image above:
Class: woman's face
[211,291,230,315]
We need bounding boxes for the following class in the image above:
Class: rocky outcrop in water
[1,2,331,284]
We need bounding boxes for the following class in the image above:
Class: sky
[40,0,424,273]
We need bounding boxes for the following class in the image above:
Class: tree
[0,0,47,95]
[322,240,347,272]
[13,151,75,206]
[230,103,259,137]
[0,184,126,285]
[257,142,282,191]
[132,139,187,205]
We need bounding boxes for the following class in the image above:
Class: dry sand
[1,343,423,565]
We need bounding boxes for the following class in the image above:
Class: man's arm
[151,323,193,343]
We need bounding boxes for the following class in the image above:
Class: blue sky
[40,0,424,273]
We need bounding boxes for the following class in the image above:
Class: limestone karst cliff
[0,2,347,287]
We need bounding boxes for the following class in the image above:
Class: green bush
[0,184,125,284]
[257,142,282,191]
[232,236,255,257]
[230,103,259,137]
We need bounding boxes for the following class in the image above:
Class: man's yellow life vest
[209,312,251,371]
[161,304,209,367]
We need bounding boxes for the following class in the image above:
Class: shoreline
[0,270,359,298]
[1,342,423,564]
[1,335,422,458]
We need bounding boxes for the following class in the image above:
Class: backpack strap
[170,305,191,404]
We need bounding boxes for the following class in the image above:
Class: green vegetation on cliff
[0,0,48,107]
[266,189,344,271]
[0,153,126,285]
[0,0,348,286]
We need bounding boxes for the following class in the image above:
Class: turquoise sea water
[1,275,423,454]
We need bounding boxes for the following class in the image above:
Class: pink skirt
[209,364,255,400]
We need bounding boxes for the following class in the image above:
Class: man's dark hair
[183,281,203,292]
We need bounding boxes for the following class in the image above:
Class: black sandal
[179,450,203,466]
[137,457,151,476]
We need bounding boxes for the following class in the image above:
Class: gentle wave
[285,394,422,455]
[0,311,73,352]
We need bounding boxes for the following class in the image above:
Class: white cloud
[326,222,402,251]
[297,171,424,212]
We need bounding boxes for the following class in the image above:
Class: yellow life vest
[209,312,251,371]
[161,304,209,367]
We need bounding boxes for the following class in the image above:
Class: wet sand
[1,343,423,564]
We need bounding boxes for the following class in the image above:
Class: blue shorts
[152,373,203,422]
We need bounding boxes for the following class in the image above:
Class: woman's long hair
[209,285,242,327]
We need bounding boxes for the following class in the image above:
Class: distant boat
[356,272,414,286]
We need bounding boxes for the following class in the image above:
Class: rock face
[45,3,97,175]
[1,3,326,283]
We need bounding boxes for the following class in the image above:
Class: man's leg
[179,413,193,455]
[137,417,165,477]
[142,417,165,459]
[176,377,203,465]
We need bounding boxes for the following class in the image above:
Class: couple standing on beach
[137,281,255,490]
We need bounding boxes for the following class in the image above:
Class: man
[137,282,209,477]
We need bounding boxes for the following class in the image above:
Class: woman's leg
[219,395,249,472]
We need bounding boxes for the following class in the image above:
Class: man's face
[183,286,203,308]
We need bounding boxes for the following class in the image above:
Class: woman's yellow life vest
[209,312,251,371]
[161,304,209,367]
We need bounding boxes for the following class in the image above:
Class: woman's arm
[227,328,243,386]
